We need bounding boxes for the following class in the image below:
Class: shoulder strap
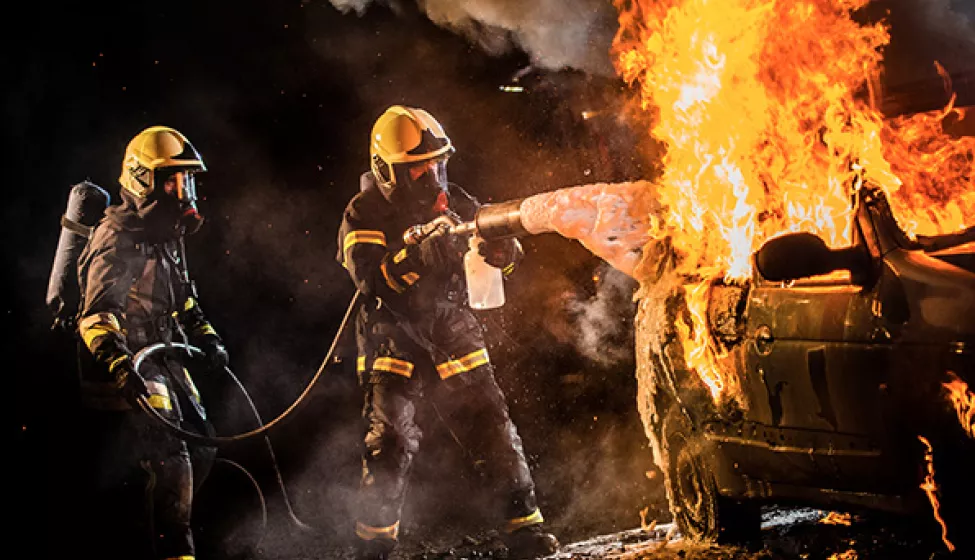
[61,214,93,238]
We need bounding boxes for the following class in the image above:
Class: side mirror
[755,232,869,282]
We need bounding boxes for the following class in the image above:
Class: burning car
[634,183,975,550]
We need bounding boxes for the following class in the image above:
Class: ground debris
[385,506,952,559]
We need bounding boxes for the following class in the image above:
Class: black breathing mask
[400,158,449,214]
[166,170,205,235]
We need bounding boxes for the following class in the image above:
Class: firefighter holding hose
[71,126,228,559]
[338,105,559,559]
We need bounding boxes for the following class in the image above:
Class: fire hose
[129,189,528,444]
[121,199,537,537]
[132,337,350,534]
[131,289,362,446]
[129,197,531,444]
[123,290,363,536]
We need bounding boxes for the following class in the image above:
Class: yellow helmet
[119,126,206,198]
[369,106,454,203]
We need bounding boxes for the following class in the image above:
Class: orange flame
[674,279,732,401]
[917,435,955,552]
[639,506,657,531]
[827,551,858,560]
[819,511,852,526]
[613,0,975,403]
[944,371,975,439]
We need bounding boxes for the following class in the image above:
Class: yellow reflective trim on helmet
[370,106,453,165]
[373,356,414,378]
[435,348,490,379]
[381,260,405,293]
[356,520,400,541]
[393,248,408,264]
[119,126,205,198]
[184,297,198,311]
[504,508,544,533]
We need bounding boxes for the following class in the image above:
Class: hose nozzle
[404,198,529,244]
[462,199,527,240]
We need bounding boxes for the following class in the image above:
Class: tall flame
[944,371,975,439]
[613,0,975,403]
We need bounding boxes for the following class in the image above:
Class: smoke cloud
[565,263,638,367]
[881,0,975,86]
[325,0,620,75]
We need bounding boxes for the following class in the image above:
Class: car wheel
[664,407,761,544]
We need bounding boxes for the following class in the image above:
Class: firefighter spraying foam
[69,126,228,560]
[337,105,559,560]
[442,180,659,278]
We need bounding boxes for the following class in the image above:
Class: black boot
[503,525,559,559]
[355,538,396,560]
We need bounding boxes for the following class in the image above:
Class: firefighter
[338,106,559,559]
[73,126,226,559]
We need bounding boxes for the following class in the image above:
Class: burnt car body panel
[642,185,975,518]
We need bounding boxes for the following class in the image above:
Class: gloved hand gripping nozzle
[403,198,529,245]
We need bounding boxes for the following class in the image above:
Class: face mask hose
[130,288,362,447]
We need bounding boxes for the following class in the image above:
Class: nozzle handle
[404,198,527,244]
[403,215,460,245]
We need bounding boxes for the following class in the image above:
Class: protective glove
[111,357,149,407]
[418,233,464,271]
[198,335,230,371]
[478,238,524,272]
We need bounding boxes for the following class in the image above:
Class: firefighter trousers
[356,369,541,542]
[68,367,216,559]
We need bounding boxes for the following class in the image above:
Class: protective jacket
[337,172,543,549]
[74,191,218,559]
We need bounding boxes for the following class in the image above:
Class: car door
[731,270,894,491]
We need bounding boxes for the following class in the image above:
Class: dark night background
[8,1,659,558]
[7,1,975,558]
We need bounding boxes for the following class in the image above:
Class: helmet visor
[162,170,199,205]
[403,159,448,208]
[407,158,447,183]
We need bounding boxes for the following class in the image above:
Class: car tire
[663,407,762,544]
